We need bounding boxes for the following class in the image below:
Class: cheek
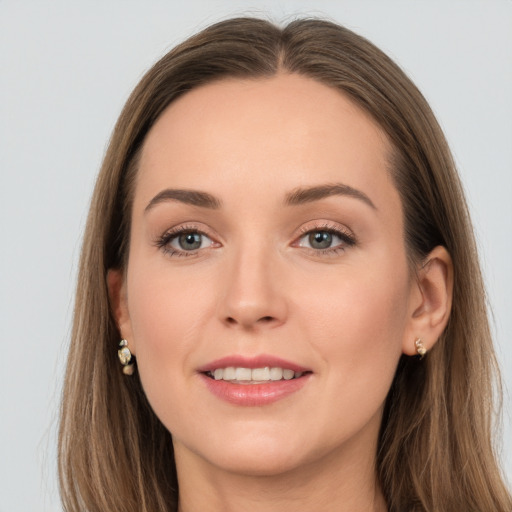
[295,259,409,412]
[126,264,215,390]
[298,257,409,346]
[125,265,223,437]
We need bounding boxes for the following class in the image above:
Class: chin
[209,449,307,478]
[174,429,315,478]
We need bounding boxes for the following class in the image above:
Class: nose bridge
[218,235,287,329]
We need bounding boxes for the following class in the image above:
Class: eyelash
[154,223,356,258]
[154,224,215,258]
[296,223,356,256]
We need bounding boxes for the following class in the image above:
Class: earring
[118,339,135,375]
[415,338,427,359]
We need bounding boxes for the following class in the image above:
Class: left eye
[297,230,349,250]
[169,232,213,251]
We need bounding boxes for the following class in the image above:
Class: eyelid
[296,220,355,240]
[168,231,214,251]
[292,221,357,253]
[154,223,221,257]
[153,220,356,258]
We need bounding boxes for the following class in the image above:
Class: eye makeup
[153,219,357,260]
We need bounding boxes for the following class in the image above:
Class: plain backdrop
[1,1,511,510]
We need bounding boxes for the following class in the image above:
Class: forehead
[136,73,398,213]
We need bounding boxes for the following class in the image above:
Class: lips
[197,355,312,406]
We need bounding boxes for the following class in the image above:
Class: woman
[58,17,512,511]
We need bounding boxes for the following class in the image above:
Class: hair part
[59,17,511,512]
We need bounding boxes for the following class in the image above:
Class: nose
[217,243,288,330]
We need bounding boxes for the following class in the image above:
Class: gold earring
[415,338,427,359]
[118,339,135,375]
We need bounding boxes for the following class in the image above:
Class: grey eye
[170,232,213,251]
[308,231,333,249]
[296,228,353,252]
[179,233,202,250]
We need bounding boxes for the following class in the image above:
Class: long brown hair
[59,17,511,511]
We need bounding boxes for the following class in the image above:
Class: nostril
[224,315,276,326]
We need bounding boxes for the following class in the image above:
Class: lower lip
[200,374,311,406]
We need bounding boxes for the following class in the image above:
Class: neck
[175,428,387,512]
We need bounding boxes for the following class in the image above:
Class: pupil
[179,233,201,250]
[309,231,332,249]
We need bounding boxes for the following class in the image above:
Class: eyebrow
[144,188,221,213]
[285,183,376,210]
[144,182,376,214]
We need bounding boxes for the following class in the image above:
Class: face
[115,74,418,477]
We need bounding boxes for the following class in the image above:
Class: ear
[402,246,453,356]
[107,269,136,355]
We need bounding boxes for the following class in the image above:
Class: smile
[198,355,312,406]
[206,367,305,382]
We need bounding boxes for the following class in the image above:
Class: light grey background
[1,1,511,510]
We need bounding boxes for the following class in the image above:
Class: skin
[109,74,452,512]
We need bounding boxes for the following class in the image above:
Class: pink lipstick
[197,354,312,406]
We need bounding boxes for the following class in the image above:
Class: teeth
[269,367,283,380]
[209,366,304,382]
[235,367,252,381]
[251,367,270,380]
[223,367,236,380]
[283,369,294,380]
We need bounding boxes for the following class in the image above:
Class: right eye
[155,226,218,257]
[169,231,213,251]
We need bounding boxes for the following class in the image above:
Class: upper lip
[197,354,311,373]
